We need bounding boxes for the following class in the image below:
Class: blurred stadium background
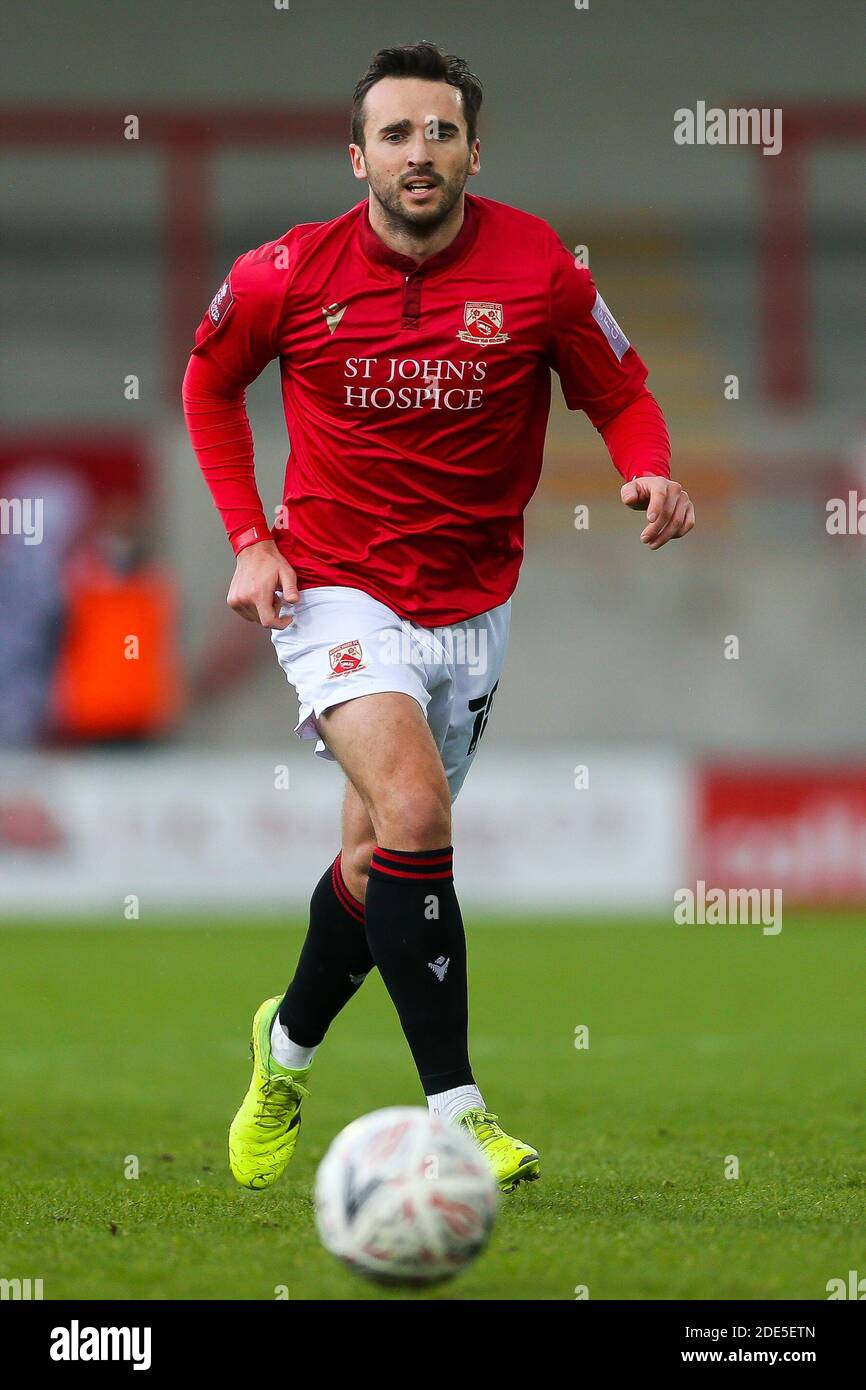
[1,0,864,918]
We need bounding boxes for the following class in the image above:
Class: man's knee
[341,838,376,898]
[374,783,452,850]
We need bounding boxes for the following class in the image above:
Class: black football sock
[364,845,473,1095]
[278,854,375,1048]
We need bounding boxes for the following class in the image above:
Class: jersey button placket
[401,269,422,330]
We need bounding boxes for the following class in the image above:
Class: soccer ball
[314,1106,498,1285]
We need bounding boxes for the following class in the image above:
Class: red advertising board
[695,765,866,903]
[0,431,151,501]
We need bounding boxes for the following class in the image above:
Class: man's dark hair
[351,41,483,149]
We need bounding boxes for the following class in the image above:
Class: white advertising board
[0,750,687,917]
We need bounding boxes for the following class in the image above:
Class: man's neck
[367,193,466,264]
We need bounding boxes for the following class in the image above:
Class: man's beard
[367,164,469,237]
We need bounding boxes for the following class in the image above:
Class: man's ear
[349,143,368,181]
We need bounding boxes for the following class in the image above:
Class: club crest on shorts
[457,301,510,344]
[328,639,366,677]
[208,278,233,325]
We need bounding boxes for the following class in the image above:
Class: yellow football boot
[228,996,311,1190]
[456,1109,540,1192]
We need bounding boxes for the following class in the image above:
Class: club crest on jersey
[328,639,366,677]
[457,301,510,344]
[208,278,233,325]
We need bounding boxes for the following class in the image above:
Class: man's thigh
[319,692,451,849]
[316,686,447,811]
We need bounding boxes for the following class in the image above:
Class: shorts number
[467,681,499,757]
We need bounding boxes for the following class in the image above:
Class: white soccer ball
[314,1106,498,1285]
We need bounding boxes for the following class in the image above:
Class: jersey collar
[358,194,478,276]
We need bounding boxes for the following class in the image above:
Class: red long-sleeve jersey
[183,193,670,626]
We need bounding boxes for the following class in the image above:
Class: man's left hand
[620,476,695,550]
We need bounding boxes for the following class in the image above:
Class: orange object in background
[52,545,184,742]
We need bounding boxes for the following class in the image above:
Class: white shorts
[271,586,510,801]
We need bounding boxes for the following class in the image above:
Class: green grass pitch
[1,914,863,1300]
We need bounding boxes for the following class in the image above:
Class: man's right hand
[226,539,299,629]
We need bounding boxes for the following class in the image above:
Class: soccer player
[182,42,694,1194]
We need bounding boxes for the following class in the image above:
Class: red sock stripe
[369,847,454,882]
[369,863,454,880]
[332,853,365,922]
[373,847,453,867]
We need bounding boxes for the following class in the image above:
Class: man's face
[351,76,480,232]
